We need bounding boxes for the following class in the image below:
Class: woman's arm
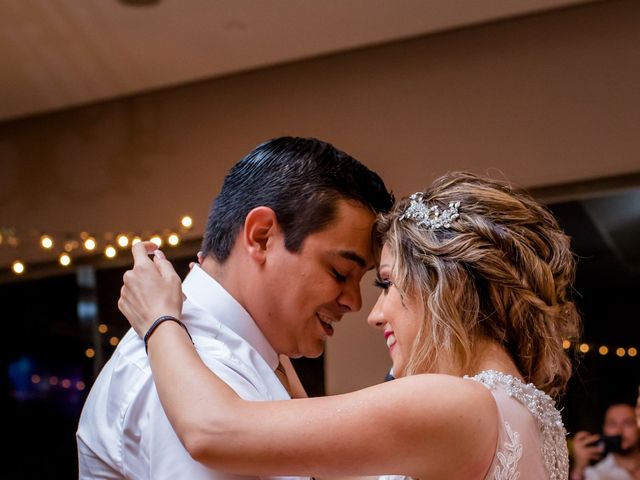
[120,243,498,478]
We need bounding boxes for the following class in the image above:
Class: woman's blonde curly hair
[376,172,580,397]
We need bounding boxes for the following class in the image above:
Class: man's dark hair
[201,136,393,263]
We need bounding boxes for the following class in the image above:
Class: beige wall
[1,0,639,393]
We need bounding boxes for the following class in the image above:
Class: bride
[118,172,579,479]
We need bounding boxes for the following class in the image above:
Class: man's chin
[619,445,639,456]
[299,343,325,359]
[283,343,324,359]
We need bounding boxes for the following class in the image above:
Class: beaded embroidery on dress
[466,370,569,480]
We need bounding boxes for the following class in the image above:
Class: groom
[77,136,393,479]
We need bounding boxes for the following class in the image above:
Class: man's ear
[243,207,280,264]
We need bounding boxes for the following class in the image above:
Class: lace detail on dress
[465,370,569,480]
[492,421,522,480]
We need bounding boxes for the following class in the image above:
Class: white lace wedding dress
[379,370,569,479]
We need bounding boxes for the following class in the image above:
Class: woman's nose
[367,292,386,329]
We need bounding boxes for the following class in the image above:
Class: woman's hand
[118,241,184,337]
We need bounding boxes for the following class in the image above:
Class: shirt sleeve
[145,355,265,479]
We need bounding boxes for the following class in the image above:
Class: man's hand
[118,241,184,338]
[571,430,604,477]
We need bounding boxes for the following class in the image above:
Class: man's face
[603,404,640,452]
[257,199,376,358]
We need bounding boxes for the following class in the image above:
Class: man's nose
[337,278,363,313]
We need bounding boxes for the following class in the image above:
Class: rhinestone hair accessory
[399,193,461,230]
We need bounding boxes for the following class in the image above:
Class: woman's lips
[385,331,396,349]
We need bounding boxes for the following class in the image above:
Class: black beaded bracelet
[143,315,193,354]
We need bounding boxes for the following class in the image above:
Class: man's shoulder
[78,330,153,421]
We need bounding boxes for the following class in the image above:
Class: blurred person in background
[571,402,640,480]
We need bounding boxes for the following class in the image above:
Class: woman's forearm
[145,323,497,478]
[146,320,242,460]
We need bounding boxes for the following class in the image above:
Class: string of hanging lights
[4,215,194,275]
[563,340,638,359]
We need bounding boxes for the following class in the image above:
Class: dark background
[2,192,638,479]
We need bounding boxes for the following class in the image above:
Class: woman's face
[367,244,424,377]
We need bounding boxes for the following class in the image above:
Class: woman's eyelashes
[374,276,392,291]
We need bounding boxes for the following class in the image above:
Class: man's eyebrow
[337,250,368,269]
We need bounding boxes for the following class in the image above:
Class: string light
[98,324,108,334]
[40,235,53,249]
[83,237,96,251]
[110,336,119,346]
[12,261,25,275]
[168,233,180,246]
[116,234,130,248]
[64,240,79,252]
[563,342,639,360]
[7,215,194,272]
[59,253,71,266]
[181,215,193,229]
[85,348,95,358]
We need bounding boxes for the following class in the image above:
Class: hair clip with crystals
[399,193,461,230]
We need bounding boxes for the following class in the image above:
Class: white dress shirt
[77,265,306,480]
[585,454,634,480]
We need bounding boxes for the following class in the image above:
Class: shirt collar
[182,265,279,370]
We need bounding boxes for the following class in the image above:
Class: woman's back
[379,370,567,480]
[469,370,568,480]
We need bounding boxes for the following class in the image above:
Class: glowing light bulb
[117,234,130,248]
[12,261,25,274]
[562,339,571,350]
[132,236,142,245]
[59,253,71,266]
[168,233,179,246]
[85,348,95,358]
[150,235,162,247]
[98,324,108,334]
[105,245,117,258]
[110,336,119,346]
[598,346,608,355]
[84,237,96,251]
[181,216,193,229]
[579,343,590,353]
[616,347,626,357]
[40,235,53,249]
[628,347,637,357]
